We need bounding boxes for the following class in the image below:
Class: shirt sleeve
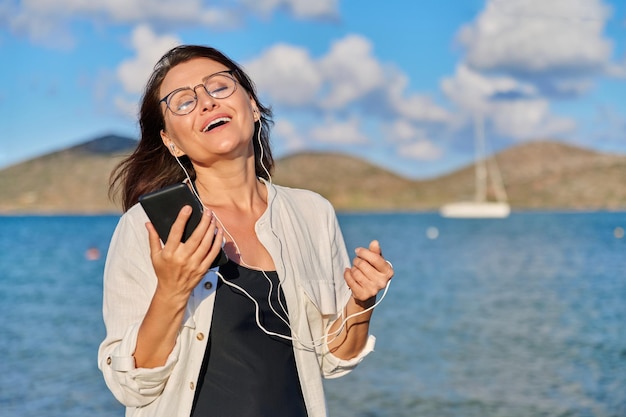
[320,335,376,379]
[321,199,377,378]
[97,207,181,407]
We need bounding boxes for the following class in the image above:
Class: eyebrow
[161,69,233,102]
[201,69,232,83]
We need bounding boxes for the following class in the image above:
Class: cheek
[163,115,190,138]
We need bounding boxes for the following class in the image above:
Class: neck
[193,158,267,212]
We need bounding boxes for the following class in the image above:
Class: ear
[160,129,182,156]
[250,97,260,122]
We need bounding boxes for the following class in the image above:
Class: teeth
[203,117,231,132]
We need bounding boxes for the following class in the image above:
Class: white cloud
[247,34,450,126]
[9,0,239,46]
[116,25,181,94]
[318,36,450,123]
[244,44,322,106]
[441,64,537,112]
[7,0,341,46]
[388,72,452,123]
[272,118,308,151]
[114,25,180,113]
[286,0,338,18]
[398,140,443,161]
[606,58,626,78]
[392,94,451,123]
[242,34,453,157]
[318,35,386,108]
[31,0,238,25]
[441,65,575,140]
[243,0,338,19]
[457,0,614,96]
[3,1,74,48]
[489,100,576,140]
[309,117,368,145]
[388,119,421,142]
[384,119,443,161]
[114,96,139,119]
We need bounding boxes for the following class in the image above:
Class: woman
[98,45,394,417]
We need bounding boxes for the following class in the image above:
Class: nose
[196,84,217,112]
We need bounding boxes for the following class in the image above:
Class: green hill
[1,135,625,214]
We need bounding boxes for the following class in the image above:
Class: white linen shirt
[98,182,376,417]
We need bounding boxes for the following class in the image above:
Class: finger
[194,214,219,261]
[164,205,193,248]
[200,227,225,271]
[344,267,379,301]
[369,239,381,255]
[146,222,163,254]
[352,256,393,291]
[343,267,363,293]
[354,246,387,272]
[357,240,395,276]
[373,241,394,277]
[184,208,213,250]
[352,256,379,281]
[178,213,217,277]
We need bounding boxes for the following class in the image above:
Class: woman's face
[159,57,258,166]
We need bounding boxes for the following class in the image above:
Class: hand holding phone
[139,183,228,268]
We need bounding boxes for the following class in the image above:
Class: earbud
[170,143,176,152]
[253,108,259,121]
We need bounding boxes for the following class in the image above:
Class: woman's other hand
[344,240,394,306]
[329,240,393,359]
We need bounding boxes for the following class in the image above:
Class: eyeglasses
[159,70,238,116]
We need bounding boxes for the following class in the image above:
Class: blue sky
[2,0,625,178]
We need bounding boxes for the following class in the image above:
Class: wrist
[153,284,191,311]
[352,294,376,310]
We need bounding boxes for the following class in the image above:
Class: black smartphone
[139,183,228,268]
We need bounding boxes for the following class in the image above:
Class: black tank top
[190,261,308,417]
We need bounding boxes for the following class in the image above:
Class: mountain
[427,141,626,211]
[0,135,138,214]
[66,134,138,154]
[0,135,625,214]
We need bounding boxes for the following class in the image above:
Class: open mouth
[203,117,231,132]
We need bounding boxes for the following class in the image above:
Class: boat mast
[474,113,487,203]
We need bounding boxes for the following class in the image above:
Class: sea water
[0,212,625,417]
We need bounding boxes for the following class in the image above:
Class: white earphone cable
[171,120,390,349]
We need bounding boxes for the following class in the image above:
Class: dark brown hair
[110,45,274,211]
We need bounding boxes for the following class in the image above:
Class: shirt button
[106,357,112,365]
[190,382,195,390]
[196,332,205,341]
[204,281,213,290]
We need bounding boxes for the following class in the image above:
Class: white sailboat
[440,114,510,218]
